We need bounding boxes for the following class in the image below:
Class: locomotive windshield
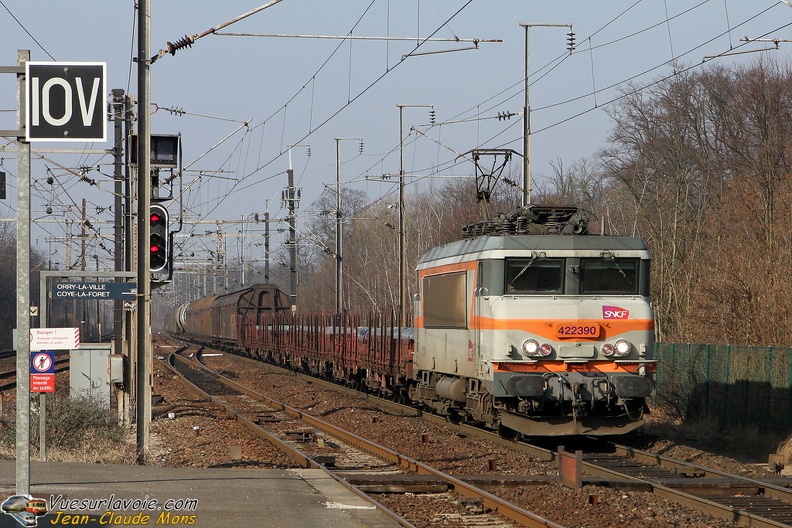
[580,258,639,294]
[506,258,564,294]
[502,256,642,295]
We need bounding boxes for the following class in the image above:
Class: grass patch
[0,392,136,464]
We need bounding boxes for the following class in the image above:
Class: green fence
[654,343,792,433]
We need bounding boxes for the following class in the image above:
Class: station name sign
[26,61,107,142]
[52,281,137,300]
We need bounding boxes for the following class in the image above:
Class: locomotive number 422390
[554,323,600,338]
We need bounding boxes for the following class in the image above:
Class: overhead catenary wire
[0,1,475,269]
[172,0,788,236]
[407,0,783,158]
[216,31,499,45]
[190,0,476,218]
[147,2,792,269]
[0,0,55,60]
[351,1,787,215]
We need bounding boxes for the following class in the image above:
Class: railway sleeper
[339,474,451,494]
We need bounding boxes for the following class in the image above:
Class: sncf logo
[603,305,629,319]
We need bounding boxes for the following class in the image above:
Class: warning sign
[31,352,54,373]
[30,327,80,352]
[31,374,55,393]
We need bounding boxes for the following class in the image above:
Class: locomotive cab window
[505,258,563,294]
[580,258,639,294]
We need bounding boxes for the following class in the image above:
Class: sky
[0,0,790,276]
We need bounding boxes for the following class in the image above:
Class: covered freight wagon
[180,284,290,347]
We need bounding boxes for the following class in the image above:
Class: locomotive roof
[417,234,649,269]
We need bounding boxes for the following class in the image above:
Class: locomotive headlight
[521,339,553,358]
[522,339,540,355]
[614,339,632,357]
[602,339,632,357]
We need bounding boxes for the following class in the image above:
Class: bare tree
[690,59,792,345]
[600,68,726,342]
[597,59,792,346]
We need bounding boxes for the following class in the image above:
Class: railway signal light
[149,204,169,273]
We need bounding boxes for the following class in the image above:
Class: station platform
[0,461,401,527]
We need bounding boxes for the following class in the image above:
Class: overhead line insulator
[166,35,195,56]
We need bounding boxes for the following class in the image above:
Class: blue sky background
[0,0,789,270]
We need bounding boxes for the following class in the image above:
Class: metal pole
[522,24,530,207]
[396,105,431,326]
[285,145,307,311]
[240,218,246,287]
[333,138,361,314]
[15,48,31,495]
[287,166,297,311]
[519,22,572,207]
[136,0,152,464]
[39,393,45,462]
[264,211,270,281]
[335,139,342,313]
[124,94,135,427]
[112,89,125,361]
[398,106,405,326]
[81,199,87,339]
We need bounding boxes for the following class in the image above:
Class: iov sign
[25,62,106,142]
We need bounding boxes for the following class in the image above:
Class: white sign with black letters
[25,61,107,142]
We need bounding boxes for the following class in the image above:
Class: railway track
[159,343,564,528]
[421,417,792,527]
[396,388,792,527]
[302,369,792,527]
[162,334,792,527]
[580,445,792,527]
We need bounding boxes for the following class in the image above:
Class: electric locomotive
[411,205,655,436]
